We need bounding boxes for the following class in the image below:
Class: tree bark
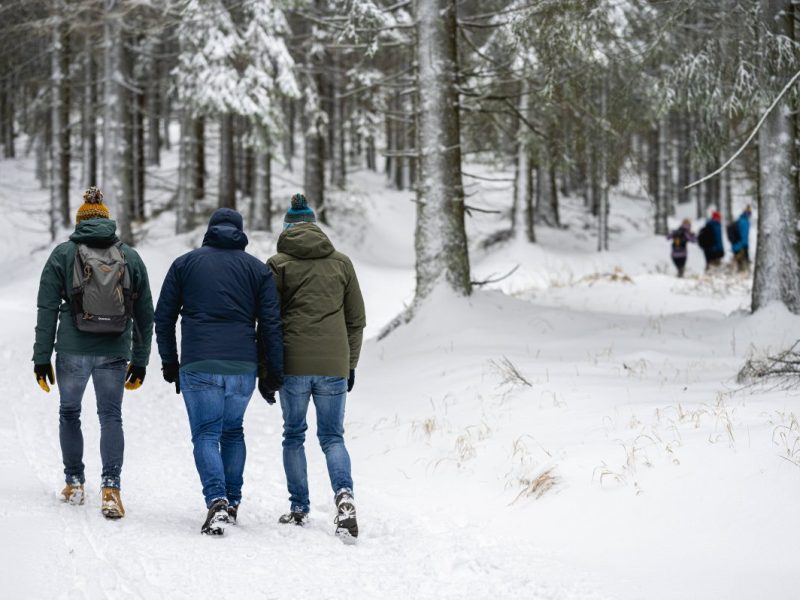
[330,50,346,190]
[146,54,160,166]
[176,110,195,234]
[655,116,669,235]
[132,59,146,221]
[103,0,132,243]
[752,0,800,313]
[194,116,205,200]
[597,79,609,251]
[51,12,71,231]
[512,79,530,235]
[677,114,690,204]
[534,139,560,228]
[83,47,98,187]
[253,128,272,231]
[414,0,471,299]
[218,112,236,209]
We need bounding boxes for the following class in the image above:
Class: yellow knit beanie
[76,186,110,223]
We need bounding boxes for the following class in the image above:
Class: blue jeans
[55,353,127,488]
[180,371,256,508]
[280,375,353,513]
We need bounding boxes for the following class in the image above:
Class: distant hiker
[267,193,366,543]
[667,218,697,278]
[697,211,725,271]
[154,208,283,535]
[32,187,154,519]
[728,206,752,272]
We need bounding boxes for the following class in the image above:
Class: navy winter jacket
[154,209,284,377]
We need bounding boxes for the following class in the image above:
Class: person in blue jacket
[698,211,724,271]
[731,205,752,272]
[154,208,284,535]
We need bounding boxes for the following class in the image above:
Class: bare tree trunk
[176,110,195,234]
[219,112,236,209]
[132,56,146,221]
[51,11,71,231]
[534,140,559,228]
[655,116,669,235]
[2,83,15,158]
[597,79,609,251]
[146,55,160,166]
[677,115,690,204]
[121,33,135,227]
[512,80,530,235]
[83,47,98,187]
[330,50,346,190]
[415,0,471,299]
[103,0,132,243]
[524,148,536,242]
[723,143,733,224]
[194,116,204,200]
[303,66,326,222]
[253,127,272,231]
[366,135,376,171]
[752,0,800,313]
[283,96,294,170]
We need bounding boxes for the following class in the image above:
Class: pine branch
[686,66,800,190]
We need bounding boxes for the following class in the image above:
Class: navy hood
[203,208,248,250]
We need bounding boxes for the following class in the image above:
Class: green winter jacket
[267,224,365,378]
[32,219,154,366]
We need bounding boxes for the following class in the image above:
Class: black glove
[258,378,276,405]
[347,369,355,393]
[258,373,282,405]
[34,363,56,393]
[125,364,146,390]
[161,363,180,394]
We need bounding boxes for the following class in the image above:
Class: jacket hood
[203,208,248,250]
[69,219,119,247]
[277,223,335,259]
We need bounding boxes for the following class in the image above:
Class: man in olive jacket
[267,193,365,543]
[32,187,154,519]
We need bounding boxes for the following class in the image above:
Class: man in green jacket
[32,187,154,519]
[267,193,366,543]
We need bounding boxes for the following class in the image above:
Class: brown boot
[101,487,125,519]
[60,482,85,505]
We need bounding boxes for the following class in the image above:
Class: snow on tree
[415,0,471,299]
[752,0,800,313]
[173,0,298,228]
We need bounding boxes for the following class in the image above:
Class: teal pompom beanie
[283,193,316,229]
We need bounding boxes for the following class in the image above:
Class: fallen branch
[472,264,520,286]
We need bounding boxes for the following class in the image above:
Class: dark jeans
[56,353,127,488]
[672,256,687,277]
[279,375,353,514]
[179,371,256,508]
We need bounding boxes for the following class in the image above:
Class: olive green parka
[267,224,365,378]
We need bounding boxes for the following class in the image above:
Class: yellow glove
[124,364,146,391]
[34,363,55,393]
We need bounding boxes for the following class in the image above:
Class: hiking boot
[60,482,85,505]
[227,503,238,524]
[201,498,230,535]
[334,489,358,543]
[101,487,125,519]
[278,510,309,526]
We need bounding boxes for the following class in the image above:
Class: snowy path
[3,302,606,600]
[3,159,800,599]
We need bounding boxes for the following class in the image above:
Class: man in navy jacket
[154,208,283,535]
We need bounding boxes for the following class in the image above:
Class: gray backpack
[70,242,133,334]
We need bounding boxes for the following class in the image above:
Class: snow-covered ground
[1,148,799,600]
